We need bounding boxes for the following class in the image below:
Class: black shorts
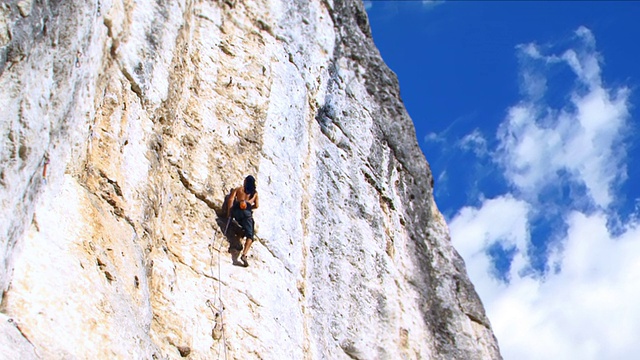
[231,205,254,239]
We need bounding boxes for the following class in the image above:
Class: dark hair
[244,175,256,195]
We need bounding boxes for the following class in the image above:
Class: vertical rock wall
[0,0,501,359]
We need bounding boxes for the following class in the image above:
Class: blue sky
[366,1,640,359]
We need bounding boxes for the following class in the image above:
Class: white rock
[16,0,32,17]
[0,0,502,359]
[0,313,38,359]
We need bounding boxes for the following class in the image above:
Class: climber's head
[244,175,256,195]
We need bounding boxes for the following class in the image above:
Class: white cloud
[450,195,530,302]
[496,28,630,209]
[452,200,640,360]
[450,27,639,359]
[363,1,373,10]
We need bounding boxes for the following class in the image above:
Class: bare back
[237,186,258,203]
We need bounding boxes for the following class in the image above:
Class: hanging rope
[208,227,229,360]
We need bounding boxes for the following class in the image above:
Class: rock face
[0,0,501,359]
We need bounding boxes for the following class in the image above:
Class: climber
[226,175,259,267]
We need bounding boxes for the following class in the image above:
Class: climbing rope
[208,227,229,360]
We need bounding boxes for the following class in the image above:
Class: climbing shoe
[241,255,249,267]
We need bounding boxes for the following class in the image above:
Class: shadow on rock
[215,193,247,267]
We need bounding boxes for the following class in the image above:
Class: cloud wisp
[422,0,445,10]
[450,27,639,359]
[459,129,489,158]
[365,0,444,14]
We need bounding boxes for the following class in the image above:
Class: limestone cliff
[0,0,501,359]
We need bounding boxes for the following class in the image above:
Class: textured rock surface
[0,0,501,359]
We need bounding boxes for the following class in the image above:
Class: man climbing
[226,175,259,267]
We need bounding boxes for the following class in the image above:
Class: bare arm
[250,192,259,210]
[227,188,237,216]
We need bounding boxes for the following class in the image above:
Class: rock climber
[226,175,259,267]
